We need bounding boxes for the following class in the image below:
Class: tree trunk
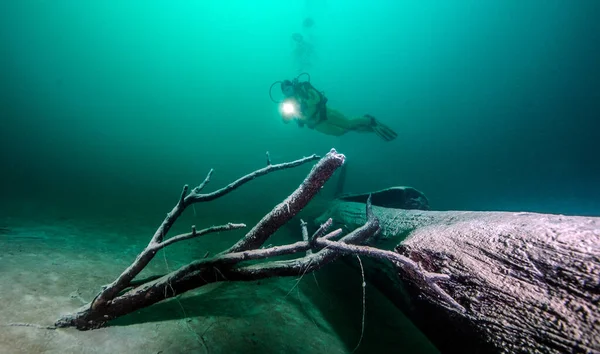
[317,201,600,354]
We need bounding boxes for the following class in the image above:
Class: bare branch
[227,149,345,252]
[88,152,323,310]
[301,220,309,241]
[301,220,312,255]
[315,239,421,269]
[321,228,343,240]
[125,226,345,291]
[54,150,371,331]
[266,151,271,166]
[211,215,379,281]
[197,240,311,267]
[311,218,333,241]
[57,195,378,330]
[313,238,464,312]
[179,185,189,205]
[157,223,247,250]
[177,226,343,274]
[57,228,374,330]
[192,169,214,194]
[185,154,321,205]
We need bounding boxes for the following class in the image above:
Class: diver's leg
[343,114,398,141]
[323,108,371,131]
[313,122,348,136]
[314,108,398,141]
[347,116,375,132]
[310,108,354,136]
[324,108,397,141]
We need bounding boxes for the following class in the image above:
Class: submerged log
[316,201,600,354]
[337,186,430,210]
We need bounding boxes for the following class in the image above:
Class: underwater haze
[1,0,599,219]
[1,1,600,353]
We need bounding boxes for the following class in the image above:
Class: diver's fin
[365,115,398,142]
[374,123,398,141]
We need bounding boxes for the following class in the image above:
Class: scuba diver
[270,73,398,142]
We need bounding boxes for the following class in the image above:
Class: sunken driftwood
[317,201,600,354]
[54,149,456,331]
[54,150,330,329]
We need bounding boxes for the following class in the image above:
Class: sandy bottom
[0,215,438,354]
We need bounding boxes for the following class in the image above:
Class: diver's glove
[365,114,398,142]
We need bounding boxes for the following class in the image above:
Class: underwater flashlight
[280,99,299,119]
[282,101,296,116]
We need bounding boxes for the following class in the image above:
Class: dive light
[280,98,300,120]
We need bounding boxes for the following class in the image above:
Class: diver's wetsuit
[286,80,398,141]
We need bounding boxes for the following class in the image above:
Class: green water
[1,0,599,219]
[0,1,599,353]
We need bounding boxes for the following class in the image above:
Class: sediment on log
[317,201,600,354]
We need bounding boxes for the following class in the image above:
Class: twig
[311,218,333,241]
[185,154,320,204]
[158,223,246,250]
[313,238,464,312]
[301,220,312,255]
[179,228,343,274]
[193,169,213,194]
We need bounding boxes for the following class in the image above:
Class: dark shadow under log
[317,201,600,354]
